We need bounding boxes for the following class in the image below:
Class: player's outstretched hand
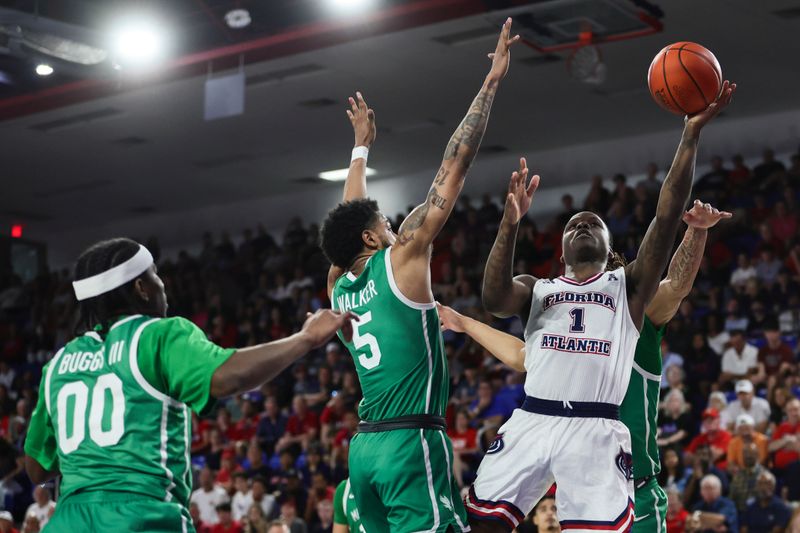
[301,309,358,347]
[685,80,736,132]
[503,157,539,225]
[347,91,376,147]
[436,302,466,333]
[682,199,732,229]
[486,17,521,81]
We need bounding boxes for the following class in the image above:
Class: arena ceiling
[2,0,800,236]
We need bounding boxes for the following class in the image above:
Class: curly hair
[320,198,381,269]
[73,237,145,335]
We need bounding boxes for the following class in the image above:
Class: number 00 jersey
[331,247,449,422]
[25,315,234,504]
[523,267,640,405]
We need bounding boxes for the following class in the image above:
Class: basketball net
[566,26,607,85]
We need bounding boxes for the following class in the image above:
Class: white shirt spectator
[721,343,758,376]
[190,486,229,525]
[253,493,277,518]
[707,331,730,356]
[231,489,254,521]
[25,499,56,527]
[722,397,772,429]
[730,265,757,287]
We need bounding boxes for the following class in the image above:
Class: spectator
[448,409,479,487]
[753,148,785,180]
[708,392,731,429]
[727,414,769,471]
[658,448,691,493]
[211,502,243,533]
[231,473,253,522]
[770,398,800,500]
[251,476,277,519]
[666,487,689,533]
[722,380,771,433]
[279,501,307,533]
[685,409,732,470]
[741,470,791,533]
[217,449,240,492]
[191,466,231,526]
[758,323,795,378]
[278,397,319,454]
[729,441,765,512]
[719,333,762,388]
[311,500,333,533]
[755,249,782,288]
[190,501,211,533]
[266,521,290,533]
[243,442,271,480]
[0,511,19,533]
[243,505,270,533]
[661,339,684,389]
[658,389,693,450]
[23,486,55,529]
[683,334,721,402]
[730,254,758,287]
[690,475,738,533]
[257,396,288,456]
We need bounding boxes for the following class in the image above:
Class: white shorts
[465,409,634,532]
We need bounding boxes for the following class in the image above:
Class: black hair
[320,198,381,268]
[73,237,147,335]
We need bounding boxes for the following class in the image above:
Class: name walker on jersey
[336,280,378,312]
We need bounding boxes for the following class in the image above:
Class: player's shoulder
[140,316,198,338]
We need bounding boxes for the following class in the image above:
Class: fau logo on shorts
[486,433,505,455]
[615,447,633,481]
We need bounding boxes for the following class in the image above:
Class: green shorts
[43,491,192,533]
[349,428,469,532]
[632,477,667,533]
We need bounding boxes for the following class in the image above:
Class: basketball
[647,42,723,115]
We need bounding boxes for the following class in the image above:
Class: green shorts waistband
[61,491,169,505]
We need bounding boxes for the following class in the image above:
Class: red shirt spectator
[772,399,800,469]
[758,327,794,376]
[685,409,732,470]
[666,508,688,533]
[192,414,213,454]
[768,202,797,242]
[286,402,319,436]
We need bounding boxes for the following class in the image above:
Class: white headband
[72,245,154,301]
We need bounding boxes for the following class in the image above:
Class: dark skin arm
[482,157,540,321]
[24,456,59,485]
[624,81,735,328]
[210,309,355,398]
[391,18,519,303]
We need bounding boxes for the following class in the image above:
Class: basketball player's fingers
[307,312,313,318]
[367,109,375,122]
[527,175,541,196]
[519,156,527,173]
[346,110,354,121]
[356,91,367,111]
[508,34,521,47]
[720,211,733,218]
[349,96,359,114]
[487,53,495,60]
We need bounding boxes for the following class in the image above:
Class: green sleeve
[634,315,666,375]
[139,317,235,414]
[333,480,348,525]
[24,367,59,472]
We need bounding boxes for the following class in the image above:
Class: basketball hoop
[566,26,607,85]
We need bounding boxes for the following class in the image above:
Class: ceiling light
[35,64,54,76]
[327,0,373,11]
[319,167,377,181]
[110,17,168,67]
[225,9,251,29]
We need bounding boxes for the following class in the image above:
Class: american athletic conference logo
[615,447,633,480]
[486,433,505,455]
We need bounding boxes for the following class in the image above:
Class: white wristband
[351,146,369,163]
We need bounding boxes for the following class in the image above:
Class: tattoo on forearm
[667,227,706,292]
[430,188,447,210]
[434,166,450,187]
[395,189,434,246]
[443,80,498,166]
[483,221,518,305]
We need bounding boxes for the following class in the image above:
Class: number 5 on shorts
[353,311,382,370]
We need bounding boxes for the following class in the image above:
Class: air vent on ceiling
[29,107,124,133]
[246,64,327,87]
[112,136,148,146]
[773,6,800,18]
[34,178,113,199]
[0,209,54,221]
[297,97,336,109]
[479,145,508,154]
[193,153,254,169]
[519,54,562,66]
[433,26,499,46]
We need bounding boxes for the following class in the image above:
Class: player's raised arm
[437,303,525,371]
[393,18,519,259]
[646,200,732,326]
[327,93,377,296]
[210,309,356,398]
[625,82,735,328]
[482,157,540,320]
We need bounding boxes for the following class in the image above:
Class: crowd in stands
[1,146,800,532]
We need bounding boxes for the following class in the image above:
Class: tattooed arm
[625,82,736,329]
[646,201,731,326]
[393,18,519,266]
[482,158,540,321]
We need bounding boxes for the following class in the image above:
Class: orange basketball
[647,42,722,115]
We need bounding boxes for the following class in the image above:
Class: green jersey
[25,315,234,506]
[619,315,665,479]
[331,247,448,421]
[333,479,364,532]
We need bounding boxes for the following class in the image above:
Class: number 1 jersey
[25,315,234,504]
[331,247,449,422]
[523,267,640,405]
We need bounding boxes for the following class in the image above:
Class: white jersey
[523,267,640,405]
